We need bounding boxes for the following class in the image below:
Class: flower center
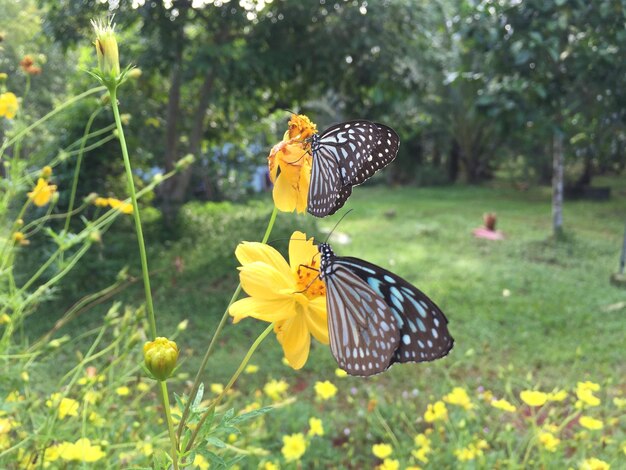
[296,258,326,299]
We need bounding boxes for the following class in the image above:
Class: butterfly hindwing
[334,257,454,365]
[324,263,400,376]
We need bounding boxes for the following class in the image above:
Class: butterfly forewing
[307,120,399,218]
[335,257,454,365]
[325,264,400,376]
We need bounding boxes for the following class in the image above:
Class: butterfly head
[310,133,321,153]
[317,243,335,279]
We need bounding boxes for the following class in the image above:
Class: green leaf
[192,383,205,409]
[206,437,226,449]
[229,406,273,425]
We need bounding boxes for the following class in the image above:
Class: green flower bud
[91,18,120,77]
[143,337,179,381]
[128,68,142,79]
[175,154,195,171]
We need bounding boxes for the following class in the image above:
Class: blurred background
[2,0,626,468]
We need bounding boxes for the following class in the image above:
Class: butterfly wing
[332,257,454,365]
[307,145,343,217]
[350,123,400,186]
[324,262,400,376]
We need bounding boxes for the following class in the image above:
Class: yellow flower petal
[276,314,310,369]
[305,297,329,344]
[229,296,295,323]
[236,241,291,273]
[239,262,294,300]
[289,231,319,273]
[273,164,306,213]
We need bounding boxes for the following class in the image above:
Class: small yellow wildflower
[579,416,604,430]
[0,313,11,325]
[46,393,79,419]
[264,379,289,401]
[314,380,337,400]
[263,462,279,470]
[193,453,210,470]
[59,438,105,462]
[406,467,423,470]
[424,401,448,422]
[115,386,130,396]
[20,372,29,382]
[137,382,150,392]
[335,368,348,378]
[548,389,568,402]
[491,398,516,412]
[94,197,109,207]
[613,397,626,409]
[108,198,133,214]
[576,383,601,407]
[578,381,600,392]
[136,441,153,456]
[580,457,610,470]
[443,387,474,410]
[372,443,393,459]
[377,458,400,470]
[6,391,22,402]
[412,447,430,464]
[210,383,224,395]
[281,433,306,462]
[0,92,18,119]
[12,232,29,246]
[88,411,106,427]
[28,178,57,207]
[308,417,324,437]
[244,364,259,374]
[414,433,431,449]
[520,390,548,407]
[454,440,488,462]
[538,431,560,452]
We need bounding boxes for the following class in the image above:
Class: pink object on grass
[472,227,505,240]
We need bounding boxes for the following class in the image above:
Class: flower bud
[175,154,195,171]
[41,165,53,179]
[84,192,98,204]
[176,319,188,331]
[89,230,102,244]
[120,113,131,125]
[0,72,7,82]
[91,18,120,77]
[143,337,179,381]
[128,68,142,79]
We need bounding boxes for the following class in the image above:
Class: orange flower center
[295,257,326,299]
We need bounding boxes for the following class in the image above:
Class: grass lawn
[23,181,626,468]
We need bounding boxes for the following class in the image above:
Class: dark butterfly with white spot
[308,120,400,218]
[318,243,453,377]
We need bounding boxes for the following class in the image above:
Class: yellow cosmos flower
[282,433,307,462]
[308,417,324,437]
[424,401,448,422]
[443,387,474,410]
[28,178,57,207]
[538,431,560,452]
[377,458,400,470]
[268,114,317,213]
[491,398,516,413]
[580,457,610,470]
[314,380,337,400]
[520,390,548,407]
[372,443,393,459]
[229,231,328,369]
[108,197,133,214]
[94,197,109,207]
[0,92,19,119]
[579,416,604,430]
[263,379,289,401]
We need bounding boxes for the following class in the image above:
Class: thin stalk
[108,85,176,469]
[108,87,157,339]
[184,323,275,452]
[177,206,279,438]
[65,107,102,233]
[0,86,106,156]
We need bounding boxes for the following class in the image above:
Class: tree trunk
[448,140,460,182]
[552,129,564,237]
[171,71,215,203]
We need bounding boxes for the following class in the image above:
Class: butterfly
[307,120,400,218]
[317,242,453,376]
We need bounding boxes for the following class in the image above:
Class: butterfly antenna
[324,209,353,244]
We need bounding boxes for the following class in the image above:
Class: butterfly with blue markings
[308,121,400,218]
[318,243,453,376]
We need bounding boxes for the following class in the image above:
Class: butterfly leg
[293,264,322,294]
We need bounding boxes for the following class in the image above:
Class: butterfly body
[308,121,400,218]
[318,243,454,377]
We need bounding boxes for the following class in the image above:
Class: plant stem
[177,206,279,439]
[109,85,177,469]
[64,107,102,233]
[185,323,275,452]
[108,87,157,339]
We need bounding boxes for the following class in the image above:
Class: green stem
[108,87,157,339]
[64,107,102,234]
[159,381,179,470]
[177,206,279,439]
[108,84,177,469]
[184,323,275,453]
[0,86,106,157]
